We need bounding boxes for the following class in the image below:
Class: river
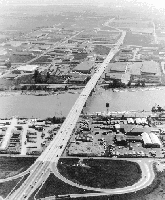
[0,87,165,118]
[0,91,80,118]
[85,86,165,114]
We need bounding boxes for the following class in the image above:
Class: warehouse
[16,65,38,73]
[141,61,160,75]
[127,127,146,136]
[149,132,162,148]
[105,72,130,85]
[108,62,128,73]
[126,135,142,142]
[72,60,94,74]
[142,132,152,148]
[130,62,142,76]
[115,133,127,145]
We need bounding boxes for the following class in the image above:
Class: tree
[46,71,50,83]
[33,69,39,84]
[5,59,11,68]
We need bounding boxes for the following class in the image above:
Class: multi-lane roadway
[52,158,155,198]
[5,26,124,200]
[3,21,157,200]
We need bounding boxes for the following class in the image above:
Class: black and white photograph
[0,0,165,199]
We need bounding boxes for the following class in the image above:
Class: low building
[141,61,160,75]
[149,132,162,148]
[108,62,128,73]
[16,65,38,73]
[115,133,126,142]
[127,127,149,136]
[68,73,90,84]
[126,135,142,141]
[130,62,142,77]
[142,132,152,148]
[105,72,131,86]
[72,60,94,74]
[13,51,33,56]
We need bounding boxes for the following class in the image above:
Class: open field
[123,32,152,46]
[58,158,142,189]
[35,172,95,199]
[0,156,36,179]
[109,20,153,33]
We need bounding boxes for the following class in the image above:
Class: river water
[86,86,165,114]
[0,91,80,118]
[0,87,165,118]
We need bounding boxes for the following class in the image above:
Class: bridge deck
[6,29,126,200]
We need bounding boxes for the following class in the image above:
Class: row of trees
[33,70,50,84]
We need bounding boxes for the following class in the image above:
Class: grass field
[0,156,36,179]
[58,158,142,189]
[123,32,152,46]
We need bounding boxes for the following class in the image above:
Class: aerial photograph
[1,0,165,199]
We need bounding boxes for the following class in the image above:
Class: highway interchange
[0,20,161,200]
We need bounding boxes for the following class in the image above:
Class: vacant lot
[123,32,152,46]
[0,156,36,179]
[58,158,142,189]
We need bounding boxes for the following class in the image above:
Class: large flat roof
[130,62,143,75]
[107,72,124,80]
[16,65,38,72]
[73,61,94,72]
[109,62,127,72]
[141,61,160,74]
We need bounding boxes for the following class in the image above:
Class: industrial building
[72,60,94,74]
[129,62,142,76]
[108,62,128,73]
[141,61,160,75]
[16,65,39,73]
[142,132,162,148]
[105,72,130,85]
[149,132,162,148]
[142,132,152,148]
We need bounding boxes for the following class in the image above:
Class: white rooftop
[16,65,38,72]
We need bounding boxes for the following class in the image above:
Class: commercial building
[141,61,160,75]
[115,133,126,143]
[129,62,142,77]
[142,132,152,148]
[149,132,162,148]
[126,135,142,141]
[16,65,38,73]
[72,60,94,74]
[142,132,162,148]
[108,62,128,73]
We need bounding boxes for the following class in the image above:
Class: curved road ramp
[0,158,155,199]
[0,26,156,200]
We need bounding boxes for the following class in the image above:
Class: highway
[51,159,155,198]
[5,24,125,200]
[3,19,158,200]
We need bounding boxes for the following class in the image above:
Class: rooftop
[16,65,38,72]
[73,60,94,72]
[141,61,160,74]
[109,62,128,72]
[130,62,143,76]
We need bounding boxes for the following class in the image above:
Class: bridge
[6,30,126,200]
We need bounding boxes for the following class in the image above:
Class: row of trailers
[142,132,162,148]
